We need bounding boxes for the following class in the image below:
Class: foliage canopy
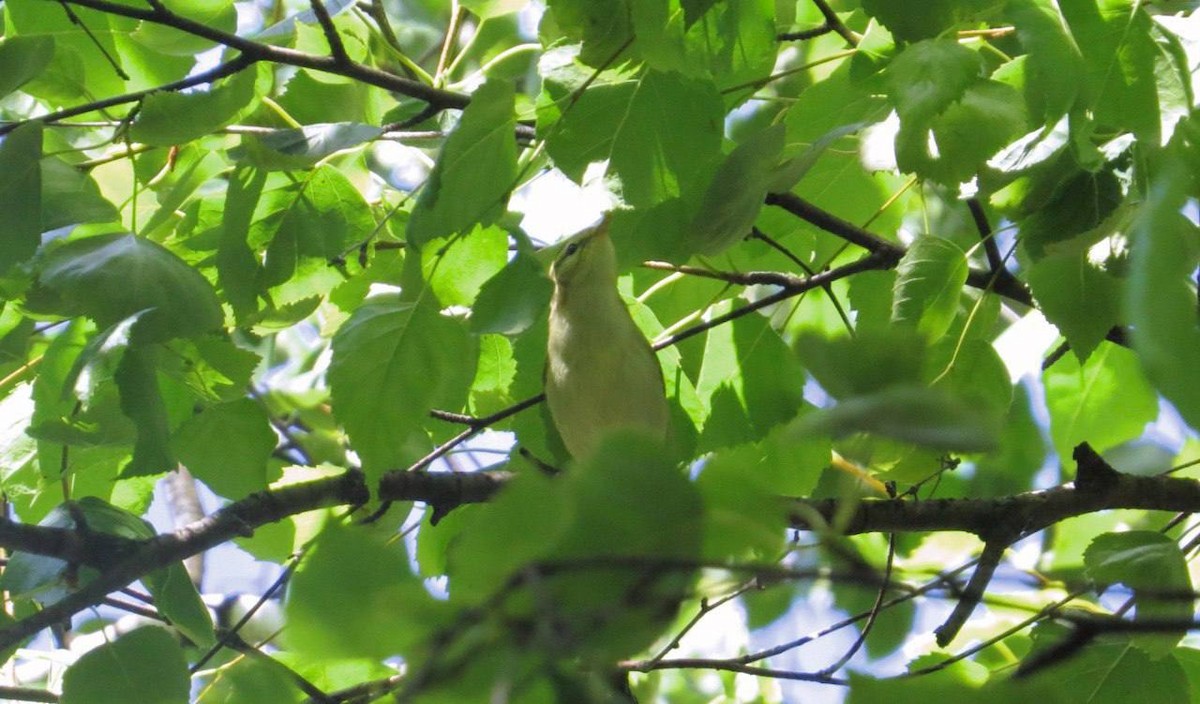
[1,0,1200,702]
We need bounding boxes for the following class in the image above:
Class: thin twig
[821,531,896,675]
[192,555,302,672]
[435,1,466,84]
[751,227,855,335]
[778,0,861,45]
[52,0,467,110]
[0,56,253,137]
[308,0,349,63]
[56,0,130,80]
[652,253,891,350]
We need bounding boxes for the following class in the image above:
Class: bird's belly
[546,343,669,458]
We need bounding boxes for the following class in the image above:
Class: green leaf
[1085,531,1192,655]
[286,523,450,659]
[141,561,216,649]
[1006,0,1085,122]
[328,296,476,478]
[891,236,968,339]
[544,70,723,208]
[31,233,223,343]
[928,338,1013,417]
[422,226,508,307]
[543,0,633,67]
[549,434,703,657]
[861,0,993,43]
[235,122,383,170]
[40,157,120,231]
[0,121,42,271]
[1060,0,1160,142]
[695,303,806,452]
[1027,252,1121,362]
[886,40,983,124]
[407,80,516,245]
[630,0,688,72]
[130,68,257,146]
[689,123,784,256]
[800,385,1000,453]
[1018,167,1123,259]
[698,423,828,559]
[848,661,988,702]
[470,334,517,415]
[974,384,1046,496]
[469,251,553,335]
[115,346,176,477]
[217,166,265,319]
[797,328,927,399]
[5,0,124,101]
[924,80,1026,184]
[194,657,295,704]
[682,0,776,94]
[1021,623,1190,702]
[461,0,528,17]
[132,0,237,56]
[446,471,570,602]
[1127,161,1200,431]
[62,627,189,704]
[0,35,55,99]
[173,399,277,499]
[260,165,373,290]
[138,148,227,238]
[1043,342,1158,462]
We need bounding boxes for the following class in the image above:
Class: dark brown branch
[766,192,905,260]
[378,468,513,520]
[967,197,1004,276]
[371,452,1200,542]
[0,471,368,653]
[652,253,891,350]
[934,540,1006,646]
[624,658,850,686]
[308,0,349,63]
[0,686,58,704]
[778,0,860,45]
[54,0,468,109]
[642,261,809,288]
[766,191,1036,307]
[1043,325,1130,369]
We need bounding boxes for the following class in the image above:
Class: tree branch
[778,0,861,45]
[765,191,1036,307]
[0,55,253,136]
[308,0,349,63]
[0,471,368,652]
[54,0,468,110]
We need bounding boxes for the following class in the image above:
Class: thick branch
[0,471,368,652]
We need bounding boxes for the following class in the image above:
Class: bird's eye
[565,242,580,257]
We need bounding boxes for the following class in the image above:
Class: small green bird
[545,215,670,459]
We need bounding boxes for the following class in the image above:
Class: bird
[544,215,670,460]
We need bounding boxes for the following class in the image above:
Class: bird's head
[549,214,617,293]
